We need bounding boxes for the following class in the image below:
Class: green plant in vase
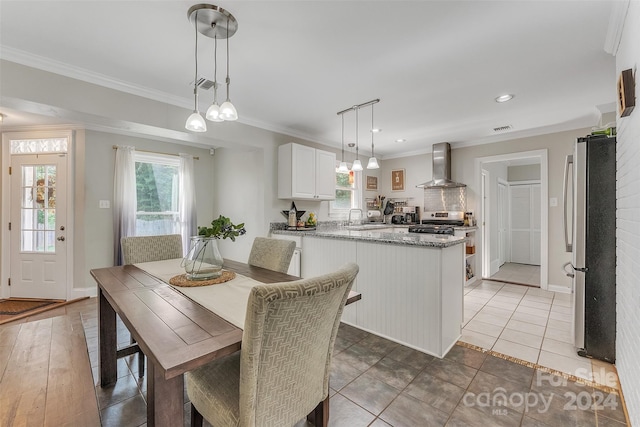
[183,215,246,280]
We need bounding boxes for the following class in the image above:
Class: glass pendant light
[338,114,349,172]
[185,10,207,132]
[219,17,238,121]
[206,35,223,122]
[367,103,380,169]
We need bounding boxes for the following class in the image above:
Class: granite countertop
[271,224,465,248]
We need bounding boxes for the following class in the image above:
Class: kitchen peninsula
[271,224,465,358]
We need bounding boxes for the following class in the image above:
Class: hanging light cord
[226,16,231,101]
[213,33,218,102]
[355,108,359,160]
[193,11,199,111]
[341,114,345,161]
[371,104,375,157]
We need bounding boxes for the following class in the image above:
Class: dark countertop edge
[270,229,466,248]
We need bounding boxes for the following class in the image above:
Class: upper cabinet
[278,143,336,200]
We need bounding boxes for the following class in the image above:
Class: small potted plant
[182,215,246,280]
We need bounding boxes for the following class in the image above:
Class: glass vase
[182,236,223,280]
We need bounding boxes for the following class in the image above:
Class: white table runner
[135,258,262,329]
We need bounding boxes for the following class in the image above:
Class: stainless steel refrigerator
[563,134,616,363]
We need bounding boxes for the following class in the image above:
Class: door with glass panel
[10,154,67,299]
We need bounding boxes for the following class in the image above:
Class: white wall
[614,1,640,423]
[508,164,541,181]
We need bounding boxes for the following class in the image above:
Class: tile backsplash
[423,187,467,212]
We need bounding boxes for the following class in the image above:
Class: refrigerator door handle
[563,154,573,252]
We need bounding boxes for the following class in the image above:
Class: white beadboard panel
[441,244,464,350]
[301,237,358,323]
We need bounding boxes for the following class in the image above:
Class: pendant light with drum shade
[338,114,349,173]
[185,9,207,132]
[367,103,380,169]
[186,4,238,131]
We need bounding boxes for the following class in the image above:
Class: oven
[408,211,464,235]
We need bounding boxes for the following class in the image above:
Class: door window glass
[21,165,56,252]
[10,138,68,154]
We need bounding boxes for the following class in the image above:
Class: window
[134,152,180,236]
[330,164,362,217]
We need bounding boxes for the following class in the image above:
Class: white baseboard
[71,286,97,299]
[548,283,572,294]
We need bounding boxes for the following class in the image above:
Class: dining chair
[120,234,183,378]
[186,262,359,427]
[247,237,296,273]
[120,234,183,265]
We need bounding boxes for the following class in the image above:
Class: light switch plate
[549,197,558,207]
[99,200,111,209]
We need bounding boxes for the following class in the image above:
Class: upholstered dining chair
[247,237,296,273]
[186,262,359,427]
[120,234,184,377]
[121,234,183,265]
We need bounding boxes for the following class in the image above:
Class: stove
[408,224,455,235]
[408,211,463,235]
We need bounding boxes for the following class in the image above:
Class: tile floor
[461,279,620,392]
[490,263,541,287]
[71,296,628,427]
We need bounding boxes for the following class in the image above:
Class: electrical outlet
[99,200,111,209]
[549,197,558,207]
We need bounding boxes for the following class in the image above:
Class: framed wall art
[391,169,405,191]
[366,175,378,190]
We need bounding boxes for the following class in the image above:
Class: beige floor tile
[519,299,551,311]
[525,288,555,298]
[516,305,550,318]
[465,295,491,305]
[500,284,528,294]
[511,311,548,327]
[544,326,573,343]
[492,339,540,364]
[460,329,497,350]
[479,305,514,318]
[505,319,545,336]
[464,301,485,311]
[499,328,543,349]
[485,299,519,311]
[550,304,572,315]
[473,312,510,328]
[549,311,572,323]
[522,294,553,304]
[546,318,571,332]
[475,282,504,291]
[552,297,572,308]
[537,350,592,380]
[464,319,504,338]
[541,337,581,360]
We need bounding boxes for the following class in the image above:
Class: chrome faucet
[348,208,363,225]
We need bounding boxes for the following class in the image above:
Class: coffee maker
[403,206,419,224]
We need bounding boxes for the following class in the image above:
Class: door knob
[57,236,65,241]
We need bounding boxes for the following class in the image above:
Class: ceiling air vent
[493,125,513,133]
[189,76,215,90]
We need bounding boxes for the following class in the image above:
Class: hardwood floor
[0,298,100,426]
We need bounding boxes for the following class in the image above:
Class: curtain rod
[112,145,199,160]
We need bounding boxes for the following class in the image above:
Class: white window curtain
[113,145,137,265]
[179,153,197,254]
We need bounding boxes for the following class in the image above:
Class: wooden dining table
[91,259,361,427]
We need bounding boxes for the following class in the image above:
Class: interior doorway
[474,150,548,289]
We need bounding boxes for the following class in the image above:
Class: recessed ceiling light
[395,139,406,143]
[371,128,382,133]
[495,94,514,103]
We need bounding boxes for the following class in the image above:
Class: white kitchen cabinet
[278,143,336,200]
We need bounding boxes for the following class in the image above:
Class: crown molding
[604,0,629,55]
[0,46,192,110]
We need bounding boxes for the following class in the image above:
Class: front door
[10,153,68,299]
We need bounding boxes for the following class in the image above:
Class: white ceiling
[0,1,618,157]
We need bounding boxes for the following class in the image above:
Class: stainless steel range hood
[416,142,466,188]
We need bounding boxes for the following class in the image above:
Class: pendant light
[219,16,238,121]
[185,9,207,132]
[367,103,380,169]
[205,35,223,122]
[338,114,349,172]
[351,108,363,171]
[187,4,238,129]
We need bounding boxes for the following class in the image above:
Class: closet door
[509,183,541,265]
